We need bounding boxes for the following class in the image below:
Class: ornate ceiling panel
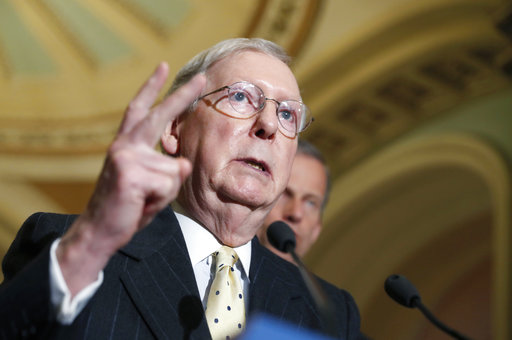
[0,0,319,156]
[299,0,512,178]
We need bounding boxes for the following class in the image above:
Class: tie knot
[214,246,238,271]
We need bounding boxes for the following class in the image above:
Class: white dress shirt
[49,209,252,324]
[175,212,251,307]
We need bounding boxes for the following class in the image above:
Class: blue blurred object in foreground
[240,314,335,340]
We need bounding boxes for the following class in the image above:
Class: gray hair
[168,38,291,95]
[297,139,331,211]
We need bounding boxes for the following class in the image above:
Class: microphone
[267,220,296,253]
[267,221,337,337]
[384,274,473,340]
[178,295,204,340]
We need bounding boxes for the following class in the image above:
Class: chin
[220,186,272,209]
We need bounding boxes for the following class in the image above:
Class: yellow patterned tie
[205,246,246,340]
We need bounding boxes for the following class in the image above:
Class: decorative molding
[300,0,512,179]
[0,0,320,155]
[245,0,322,57]
[307,133,511,339]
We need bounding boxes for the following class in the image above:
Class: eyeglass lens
[227,83,305,136]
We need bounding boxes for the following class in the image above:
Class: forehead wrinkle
[205,52,300,102]
[250,79,302,103]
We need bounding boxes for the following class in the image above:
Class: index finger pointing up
[129,72,206,146]
[118,62,171,135]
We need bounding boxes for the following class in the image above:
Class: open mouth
[243,159,268,173]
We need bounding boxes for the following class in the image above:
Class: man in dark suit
[0,38,361,339]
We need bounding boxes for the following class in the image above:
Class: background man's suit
[0,207,360,339]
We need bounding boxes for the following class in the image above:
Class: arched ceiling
[307,133,511,339]
[0,0,510,179]
[298,0,512,177]
[0,0,319,157]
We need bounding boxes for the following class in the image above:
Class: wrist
[56,218,116,295]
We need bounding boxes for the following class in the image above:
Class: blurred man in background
[257,139,330,262]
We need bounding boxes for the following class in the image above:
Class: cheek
[277,158,295,190]
[266,205,283,221]
[182,113,240,155]
[209,117,249,149]
[303,218,321,238]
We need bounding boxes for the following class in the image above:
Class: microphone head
[267,221,296,253]
[385,274,421,308]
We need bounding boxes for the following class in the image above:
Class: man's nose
[284,198,303,223]
[251,102,279,140]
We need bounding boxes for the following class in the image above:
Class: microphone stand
[412,298,472,340]
[385,274,473,340]
[267,221,338,338]
[287,246,337,338]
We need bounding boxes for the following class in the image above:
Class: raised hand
[57,63,206,295]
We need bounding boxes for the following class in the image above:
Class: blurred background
[0,0,511,339]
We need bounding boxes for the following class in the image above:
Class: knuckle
[109,147,132,164]
[127,100,144,113]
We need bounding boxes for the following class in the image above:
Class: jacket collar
[118,206,211,339]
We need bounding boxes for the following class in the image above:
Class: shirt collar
[173,204,252,276]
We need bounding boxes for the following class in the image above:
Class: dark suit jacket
[0,207,361,339]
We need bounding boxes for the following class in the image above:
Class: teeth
[247,161,264,171]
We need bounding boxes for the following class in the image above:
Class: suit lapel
[119,207,211,340]
[248,238,306,319]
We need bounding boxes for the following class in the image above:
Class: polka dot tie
[205,246,245,340]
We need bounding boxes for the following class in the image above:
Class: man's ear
[161,119,180,155]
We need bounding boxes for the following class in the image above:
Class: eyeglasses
[197,81,313,138]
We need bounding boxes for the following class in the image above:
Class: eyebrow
[285,187,323,202]
[250,80,302,102]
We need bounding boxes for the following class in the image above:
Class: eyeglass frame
[195,81,314,138]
